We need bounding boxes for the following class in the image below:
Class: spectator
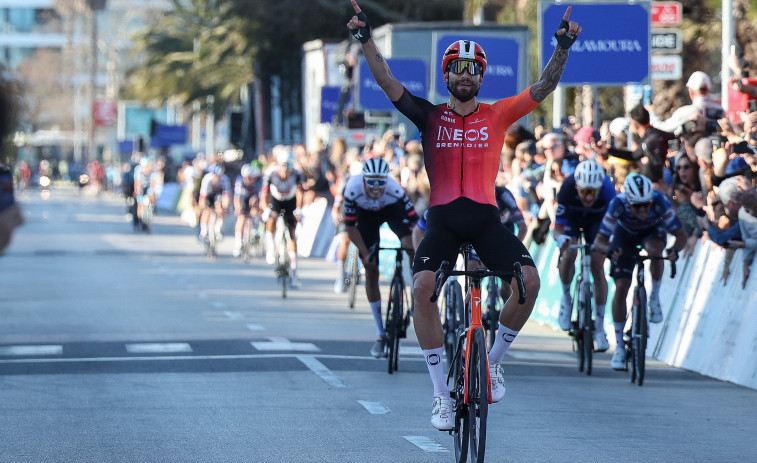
[698,176,745,248]
[670,153,705,255]
[601,104,676,193]
[0,164,23,254]
[647,71,725,138]
[573,126,601,161]
[738,188,757,287]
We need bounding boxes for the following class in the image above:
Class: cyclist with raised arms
[343,157,417,357]
[232,163,263,258]
[592,173,687,370]
[347,0,582,430]
[553,159,616,351]
[260,148,305,284]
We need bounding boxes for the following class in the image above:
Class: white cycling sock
[423,347,449,397]
[488,324,518,364]
[369,300,384,337]
[265,231,274,252]
[614,322,625,348]
[288,251,297,271]
[651,278,662,299]
[199,224,207,236]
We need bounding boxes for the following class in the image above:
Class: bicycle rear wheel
[386,278,403,374]
[468,328,489,463]
[347,246,359,309]
[581,284,593,376]
[632,286,647,385]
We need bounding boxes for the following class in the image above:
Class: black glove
[351,11,371,44]
[554,19,577,50]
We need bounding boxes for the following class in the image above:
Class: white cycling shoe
[431,394,455,431]
[611,348,627,371]
[489,362,506,403]
[594,329,610,352]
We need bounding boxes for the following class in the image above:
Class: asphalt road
[1,184,755,463]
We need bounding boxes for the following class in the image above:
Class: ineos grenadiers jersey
[199,173,231,197]
[597,191,682,237]
[261,165,304,201]
[342,174,417,226]
[392,87,539,208]
[555,175,616,229]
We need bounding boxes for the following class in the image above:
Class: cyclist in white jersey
[342,157,418,357]
[260,149,305,284]
[198,164,231,241]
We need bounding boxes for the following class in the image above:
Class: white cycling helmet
[574,159,605,189]
[362,157,389,177]
[624,173,655,204]
[241,164,260,177]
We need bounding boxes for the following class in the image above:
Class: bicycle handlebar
[366,243,413,264]
[613,254,677,279]
[430,261,527,304]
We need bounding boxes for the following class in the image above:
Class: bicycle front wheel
[581,284,593,376]
[468,328,489,463]
[632,286,647,386]
[452,334,469,463]
[347,246,359,309]
[386,278,403,374]
[485,277,499,350]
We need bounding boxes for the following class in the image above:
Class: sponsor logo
[421,257,430,263]
[441,115,456,123]
[473,296,480,308]
[426,353,441,365]
[435,125,489,149]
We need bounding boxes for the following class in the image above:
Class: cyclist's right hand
[609,247,622,262]
[555,234,571,250]
[347,0,371,43]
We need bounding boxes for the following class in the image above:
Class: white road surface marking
[125,343,193,354]
[0,345,63,356]
[403,436,449,453]
[251,337,320,352]
[357,400,390,414]
[297,355,348,388]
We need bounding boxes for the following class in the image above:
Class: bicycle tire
[242,221,251,262]
[581,283,593,376]
[452,334,469,463]
[574,284,585,373]
[468,328,489,463]
[386,278,403,374]
[347,246,359,309]
[633,286,647,386]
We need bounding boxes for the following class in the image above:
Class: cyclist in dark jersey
[348,0,582,430]
[593,173,686,370]
[553,159,616,351]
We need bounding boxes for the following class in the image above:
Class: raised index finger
[351,0,361,14]
[562,6,572,21]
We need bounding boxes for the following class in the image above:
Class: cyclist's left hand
[293,208,303,221]
[665,247,679,263]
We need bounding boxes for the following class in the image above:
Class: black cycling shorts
[607,226,667,280]
[563,219,602,246]
[413,197,535,279]
[353,201,413,256]
[202,192,224,208]
[270,197,297,228]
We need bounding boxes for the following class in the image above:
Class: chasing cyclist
[348,0,582,430]
[592,173,687,370]
[342,157,417,357]
[198,164,231,243]
[260,148,305,285]
[233,163,263,258]
[553,159,616,351]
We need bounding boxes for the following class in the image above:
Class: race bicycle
[203,199,224,260]
[432,243,526,463]
[272,209,294,298]
[240,213,262,263]
[561,237,595,375]
[345,243,361,309]
[368,244,413,374]
[619,248,676,386]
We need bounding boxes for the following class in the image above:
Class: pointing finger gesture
[554,6,582,49]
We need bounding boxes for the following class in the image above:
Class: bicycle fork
[464,284,491,405]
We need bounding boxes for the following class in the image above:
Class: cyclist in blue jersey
[232,164,263,258]
[553,159,616,351]
[593,173,687,370]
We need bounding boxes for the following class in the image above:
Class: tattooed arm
[358,40,405,102]
[530,47,570,103]
[530,6,581,103]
